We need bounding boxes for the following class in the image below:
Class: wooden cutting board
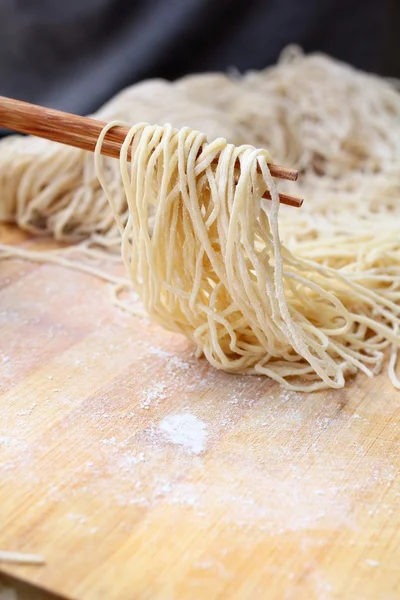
[0,223,399,600]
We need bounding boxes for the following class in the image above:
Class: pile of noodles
[0,47,399,390]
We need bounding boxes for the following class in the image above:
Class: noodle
[93,121,400,391]
[0,550,45,565]
[0,47,399,390]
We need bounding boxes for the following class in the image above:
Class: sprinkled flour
[158,413,208,455]
[140,383,167,409]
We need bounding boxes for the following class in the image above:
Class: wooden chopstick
[0,96,303,208]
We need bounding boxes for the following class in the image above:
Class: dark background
[0,0,398,118]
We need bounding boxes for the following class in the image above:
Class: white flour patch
[147,346,172,360]
[0,436,26,449]
[146,345,191,374]
[365,559,380,567]
[67,513,87,524]
[140,383,167,409]
[118,451,146,471]
[158,412,208,455]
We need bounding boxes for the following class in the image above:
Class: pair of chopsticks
[0,96,303,209]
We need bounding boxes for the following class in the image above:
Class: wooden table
[0,224,399,600]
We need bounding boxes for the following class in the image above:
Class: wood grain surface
[0,223,399,600]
